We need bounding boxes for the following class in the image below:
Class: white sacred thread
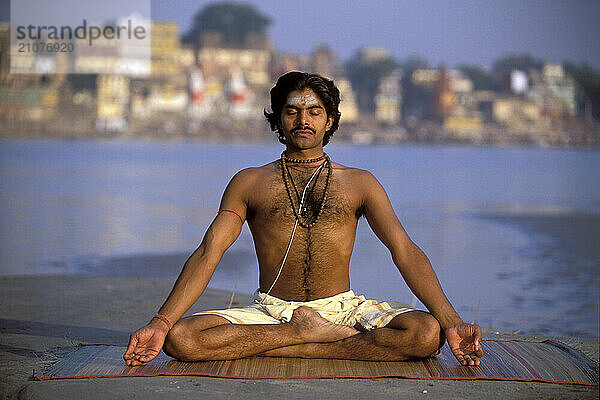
[260,161,325,302]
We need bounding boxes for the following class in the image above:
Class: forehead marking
[287,94,319,106]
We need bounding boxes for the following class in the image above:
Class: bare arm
[360,171,460,327]
[360,171,482,365]
[124,169,252,365]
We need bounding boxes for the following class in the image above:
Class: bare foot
[288,306,359,343]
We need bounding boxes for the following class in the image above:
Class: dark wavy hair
[264,71,341,146]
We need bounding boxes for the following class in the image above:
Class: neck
[283,147,325,162]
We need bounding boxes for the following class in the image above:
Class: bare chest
[247,170,361,227]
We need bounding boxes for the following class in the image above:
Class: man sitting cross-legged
[124,71,483,367]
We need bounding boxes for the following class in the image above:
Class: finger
[451,347,467,365]
[475,344,484,358]
[124,335,138,360]
[463,354,475,366]
[473,325,482,340]
[449,344,460,354]
[130,355,144,366]
[138,354,153,363]
[454,353,466,365]
[126,350,138,363]
[472,329,484,357]
[127,359,140,367]
[468,351,481,366]
[474,337,484,357]
[128,354,137,365]
[473,326,483,345]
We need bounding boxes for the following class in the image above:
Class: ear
[325,116,333,131]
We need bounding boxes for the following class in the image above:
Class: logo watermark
[11,0,151,75]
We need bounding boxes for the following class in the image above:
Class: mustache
[291,126,316,134]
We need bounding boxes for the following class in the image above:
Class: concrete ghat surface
[1,275,598,400]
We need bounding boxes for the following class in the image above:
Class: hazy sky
[150,0,600,69]
[2,0,599,69]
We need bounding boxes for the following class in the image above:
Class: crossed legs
[163,307,445,362]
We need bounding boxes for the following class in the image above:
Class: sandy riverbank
[1,275,597,399]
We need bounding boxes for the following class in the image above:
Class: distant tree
[492,54,544,76]
[564,62,600,122]
[345,52,398,112]
[398,56,429,75]
[490,54,544,93]
[458,65,500,91]
[182,2,271,47]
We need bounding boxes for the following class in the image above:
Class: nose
[296,110,309,126]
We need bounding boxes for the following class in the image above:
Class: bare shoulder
[229,160,279,187]
[331,161,380,189]
[221,160,279,213]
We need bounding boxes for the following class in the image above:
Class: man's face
[280,88,333,151]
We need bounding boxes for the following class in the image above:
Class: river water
[1,139,598,337]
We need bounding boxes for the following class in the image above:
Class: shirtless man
[124,72,483,367]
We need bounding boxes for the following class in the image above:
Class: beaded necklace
[280,152,332,228]
[288,167,323,218]
[284,153,327,164]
